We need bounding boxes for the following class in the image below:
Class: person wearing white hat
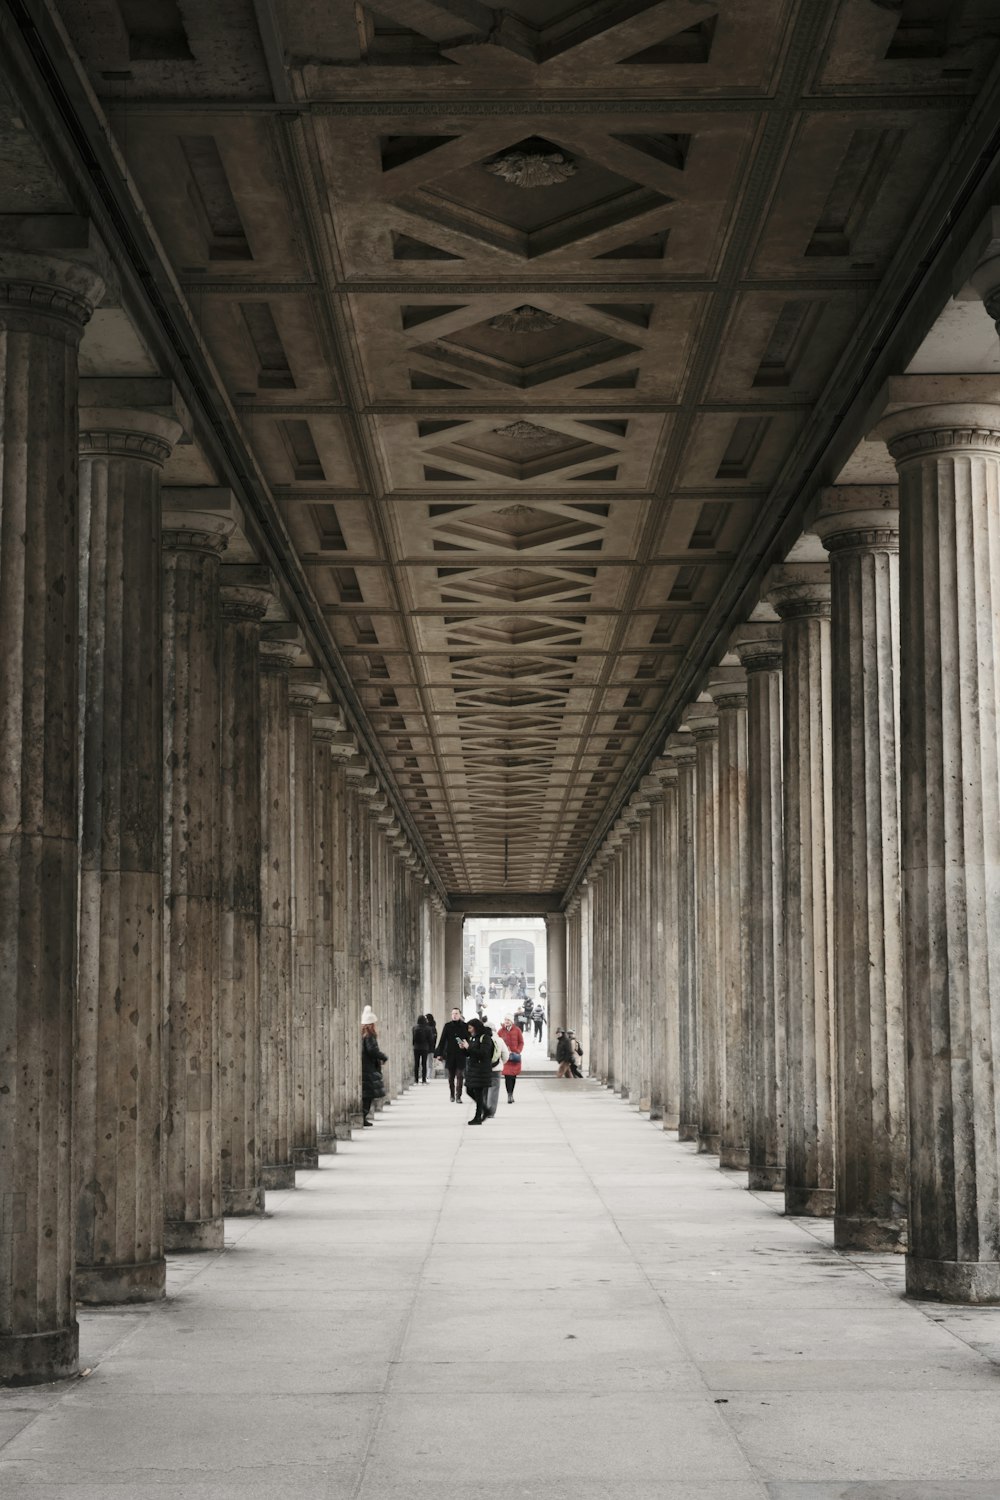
[360,1009,387,1126]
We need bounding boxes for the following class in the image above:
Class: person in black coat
[361,1009,388,1125]
[435,1007,469,1103]
[461,1017,495,1125]
[412,1015,435,1084]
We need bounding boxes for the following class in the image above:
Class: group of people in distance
[434,1008,524,1123]
[358,1002,583,1130]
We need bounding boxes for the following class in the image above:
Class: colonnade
[0,250,442,1387]
[583,294,1000,1301]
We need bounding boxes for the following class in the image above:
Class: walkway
[3,1077,1000,1498]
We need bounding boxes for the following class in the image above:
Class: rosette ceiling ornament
[493,421,557,446]
[485,146,577,189]
[488,306,561,334]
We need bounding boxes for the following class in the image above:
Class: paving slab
[2,1077,1000,1497]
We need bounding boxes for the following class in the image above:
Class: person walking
[568,1031,584,1078]
[484,1024,510,1119]
[498,1015,524,1104]
[412,1014,435,1084]
[460,1017,494,1125]
[555,1029,574,1079]
[533,1005,545,1043]
[361,1006,388,1125]
[435,1007,468,1103]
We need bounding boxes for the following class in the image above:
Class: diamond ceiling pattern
[58,0,1000,896]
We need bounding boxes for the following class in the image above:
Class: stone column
[289,676,320,1171]
[444,912,465,1012]
[732,623,786,1191]
[76,395,182,1304]
[312,715,338,1155]
[645,784,666,1121]
[218,569,272,1216]
[875,399,1000,1301]
[765,565,835,1217]
[258,639,296,1190]
[547,913,568,1036]
[668,733,699,1142]
[654,759,681,1129]
[685,701,722,1155]
[708,667,751,1172]
[329,759,352,1138]
[162,504,233,1251]
[0,252,103,1386]
[815,488,906,1251]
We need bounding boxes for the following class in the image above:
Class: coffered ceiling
[49,0,1000,897]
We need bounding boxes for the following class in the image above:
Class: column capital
[79,408,183,467]
[706,664,748,712]
[288,669,324,712]
[649,755,679,787]
[664,730,697,767]
[762,562,831,621]
[0,249,105,336]
[219,564,276,623]
[162,488,241,555]
[872,401,1000,464]
[731,620,784,673]
[813,485,899,555]
[682,698,719,740]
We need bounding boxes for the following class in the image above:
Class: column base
[678,1121,699,1142]
[748,1164,785,1191]
[719,1146,749,1171]
[76,1258,166,1306]
[638,1095,651,1113]
[165,1217,225,1252]
[697,1133,720,1155]
[661,1113,679,1131]
[262,1162,296,1190]
[224,1186,265,1216]
[835,1214,907,1253]
[0,1324,78,1387]
[648,1105,663,1121]
[317,1135,338,1155]
[334,1123,353,1140]
[293,1148,320,1170]
[905,1256,1000,1304]
[349,1113,365,1129]
[784,1185,835,1217]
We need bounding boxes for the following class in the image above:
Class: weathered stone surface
[161,508,232,1253]
[684,701,722,1157]
[76,403,181,1304]
[666,732,698,1143]
[815,488,907,1253]
[259,641,296,1191]
[732,624,786,1192]
[218,572,271,1215]
[877,404,1000,1303]
[0,253,103,1385]
[289,679,320,1172]
[764,565,836,1219]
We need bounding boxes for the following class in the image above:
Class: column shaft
[76,408,179,1303]
[671,737,699,1142]
[289,689,318,1170]
[688,707,722,1155]
[162,513,230,1250]
[0,255,103,1384]
[259,647,295,1189]
[817,491,907,1251]
[710,675,751,1171]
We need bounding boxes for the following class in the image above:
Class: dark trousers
[362,1095,373,1120]
[414,1048,429,1083]
[505,1074,516,1098]
[533,1020,543,1041]
[447,1061,465,1100]
[466,1084,486,1121]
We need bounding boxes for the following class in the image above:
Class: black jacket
[464,1029,495,1090]
[555,1034,572,1064]
[436,1018,468,1066]
[362,1032,388,1093]
[412,1020,435,1052]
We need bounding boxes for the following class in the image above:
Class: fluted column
[546,913,568,1046]
[732,623,786,1191]
[875,400,1000,1302]
[655,759,681,1130]
[218,570,271,1215]
[765,565,835,1217]
[668,732,699,1142]
[76,400,181,1304]
[258,640,296,1190]
[444,912,465,1011]
[329,759,352,1137]
[815,488,906,1252]
[708,668,751,1172]
[685,701,722,1155]
[313,717,338,1154]
[0,253,103,1385]
[162,506,233,1251]
[289,677,320,1171]
[646,786,666,1120]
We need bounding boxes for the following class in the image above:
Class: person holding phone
[459,1017,494,1125]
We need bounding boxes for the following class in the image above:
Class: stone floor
[4,1068,1000,1499]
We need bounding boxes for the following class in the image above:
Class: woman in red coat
[498,1016,524,1104]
